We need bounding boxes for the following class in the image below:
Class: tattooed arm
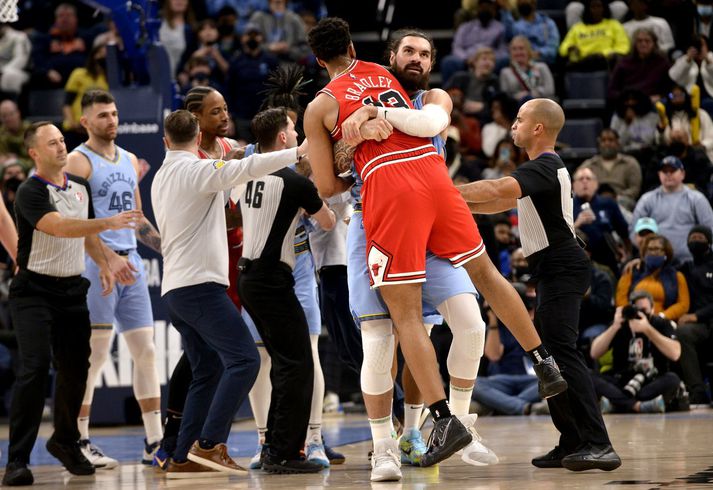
[130,152,162,255]
[333,140,356,174]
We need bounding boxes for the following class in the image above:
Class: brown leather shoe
[187,442,248,475]
[165,459,225,479]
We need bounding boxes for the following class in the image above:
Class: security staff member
[236,107,335,474]
[3,122,141,486]
[458,99,621,472]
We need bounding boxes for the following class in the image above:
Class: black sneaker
[531,445,575,468]
[261,446,323,474]
[322,436,345,465]
[2,461,34,486]
[561,443,621,472]
[45,437,96,475]
[419,415,473,467]
[533,356,568,399]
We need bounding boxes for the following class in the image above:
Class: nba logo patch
[212,160,226,170]
[367,243,391,287]
[75,192,84,202]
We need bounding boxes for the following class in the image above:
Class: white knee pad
[123,327,161,400]
[439,294,485,381]
[82,329,114,405]
[360,319,395,396]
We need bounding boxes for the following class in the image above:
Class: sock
[403,403,423,431]
[77,416,90,441]
[449,384,474,417]
[164,411,182,440]
[527,344,550,364]
[306,424,322,444]
[257,427,267,445]
[142,410,163,445]
[198,438,217,450]
[369,415,393,441]
[429,399,451,421]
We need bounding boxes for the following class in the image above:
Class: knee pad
[123,327,161,400]
[360,319,395,395]
[440,294,485,380]
[82,329,114,405]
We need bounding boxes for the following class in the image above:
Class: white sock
[78,416,90,441]
[142,410,163,445]
[248,346,272,434]
[449,383,474,417]
[257,427,267,445]
[306,424,322,444]
[369,415,393,441]
[403,403,423,431]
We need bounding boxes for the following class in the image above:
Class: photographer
[590,290,681,413]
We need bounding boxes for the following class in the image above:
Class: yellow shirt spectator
[559,18,631,63]
[62,45,108,131]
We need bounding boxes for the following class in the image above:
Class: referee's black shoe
[531,445,575,468]
[533,356,568,399]
[2,461,34,486]
[261,445,323,474]
[46,437,95,475]
[561,443,621,471]
[420,416,473,467]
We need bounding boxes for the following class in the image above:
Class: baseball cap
[634,217,658,235]
[243,22,263,35]
[659,155,684,170]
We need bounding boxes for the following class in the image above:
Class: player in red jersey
[304,17,567,468]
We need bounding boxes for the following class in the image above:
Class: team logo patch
[367,242,392,286]
[212,160,226,169]
[75,192,84,202]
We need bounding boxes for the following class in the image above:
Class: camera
[623,359,658,397]
[622,304,644,321]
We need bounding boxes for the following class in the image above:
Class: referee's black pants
[533,246,611,450]
[7,271,91,464]
[237,258,314,460]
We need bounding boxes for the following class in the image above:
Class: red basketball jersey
[318,60,439,184]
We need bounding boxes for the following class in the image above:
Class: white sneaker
[456,414,499,466]
[79,439,118,469]
[249,445,263,470]
[370,438,402,482]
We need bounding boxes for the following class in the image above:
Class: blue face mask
[645,255,666,270]
[698,4,713,16]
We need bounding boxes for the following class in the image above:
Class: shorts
[362,155,485,288]
[348,210,476,327]
[244,251,321,343]
[84,250,153,332]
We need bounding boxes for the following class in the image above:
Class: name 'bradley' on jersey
[97,171,136,197]
[345,75,393,101]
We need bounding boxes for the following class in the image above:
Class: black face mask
[688,240,711,260]
[668,141,687,157]
[513,265,530,279]
[478,11,493,25]
[517,3,534,17]
[245,38,260,50]
[218,24,234,37]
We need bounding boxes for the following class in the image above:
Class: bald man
[458,99,621,472]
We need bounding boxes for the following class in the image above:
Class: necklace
[332,57,354,79]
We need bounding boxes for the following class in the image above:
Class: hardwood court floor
[1,409,712,489]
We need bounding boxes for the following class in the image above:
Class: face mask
[245,38,260,50]
[218,24,234,37]
[273,11,285,18]
[600,147,617,159]
[688,240,711,259]
[478,11,493,24]
[698,5,713,16]
[645,255,666,269]
[517,3,534,16]
[513,265,530,278]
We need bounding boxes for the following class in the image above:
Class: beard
[391,63,429,93]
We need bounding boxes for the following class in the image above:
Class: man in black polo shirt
[458,98,621,471]
[237,107,335,474]
[2,122,141,486]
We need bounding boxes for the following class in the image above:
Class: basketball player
[65,89,163,468]
[305,17,566,469]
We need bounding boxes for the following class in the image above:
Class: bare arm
[458,177,522,203]
[0,198,18,262]
[35,210,142,238]
[310,202,337,231]
[467,199,517,214]
[129,153,161,254]
[65,151,93,179]
[630,317,681,362]
[483,311,505,362]
[590,307,623,359]
[84,234,114,295]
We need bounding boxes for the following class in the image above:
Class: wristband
[376,106,388,120]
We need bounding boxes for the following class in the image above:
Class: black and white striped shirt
[14,173,94,277]
[240,168,323,269]
[511,153,576,261]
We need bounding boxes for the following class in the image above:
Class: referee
[3,122,141,486]
[236,107,335,474]
[458,99,621,471]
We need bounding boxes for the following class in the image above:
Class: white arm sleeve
[377,103,449,138]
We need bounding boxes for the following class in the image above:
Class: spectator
[616,234,689,320]
[482,138,522,180]
[598,182,633,223]
[579,128,642,208]
[657,83,713,163]
[498,36,555,102]
[207,0,268,34]
[676,225,713,404]
[0,24,31,98]
[481,94,518,157]
[578,232,616,346]
[558,0,630,71]
[565,0,628,29]
[472,283,546,416]
[448,89,483,162]
[444,46,499,121]
[216,6,241,55]
[590,290,682,413]
[632,156,713,264]
[178,56,215,96]
[226,23,279,140]
[668,35,713,117]
[440,0,507,85]
[510,247,532,283]
[1,162,27,218]
[609,90,659,154]
[249,0,311,64]
[632,216,658,253]
[622,0,675,53]
[159,0,195,77]
[31,3,88,89]
[0,100,31,172]
[492,215,516,276]
[608,28,671,103]
[501,0,560,65]
[573,167,631,276]
[178,20,230,87]
[693,0,713,41]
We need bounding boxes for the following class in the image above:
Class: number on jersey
[363,89,409,109]
[244,181,265,208]
[108,191,133,212]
